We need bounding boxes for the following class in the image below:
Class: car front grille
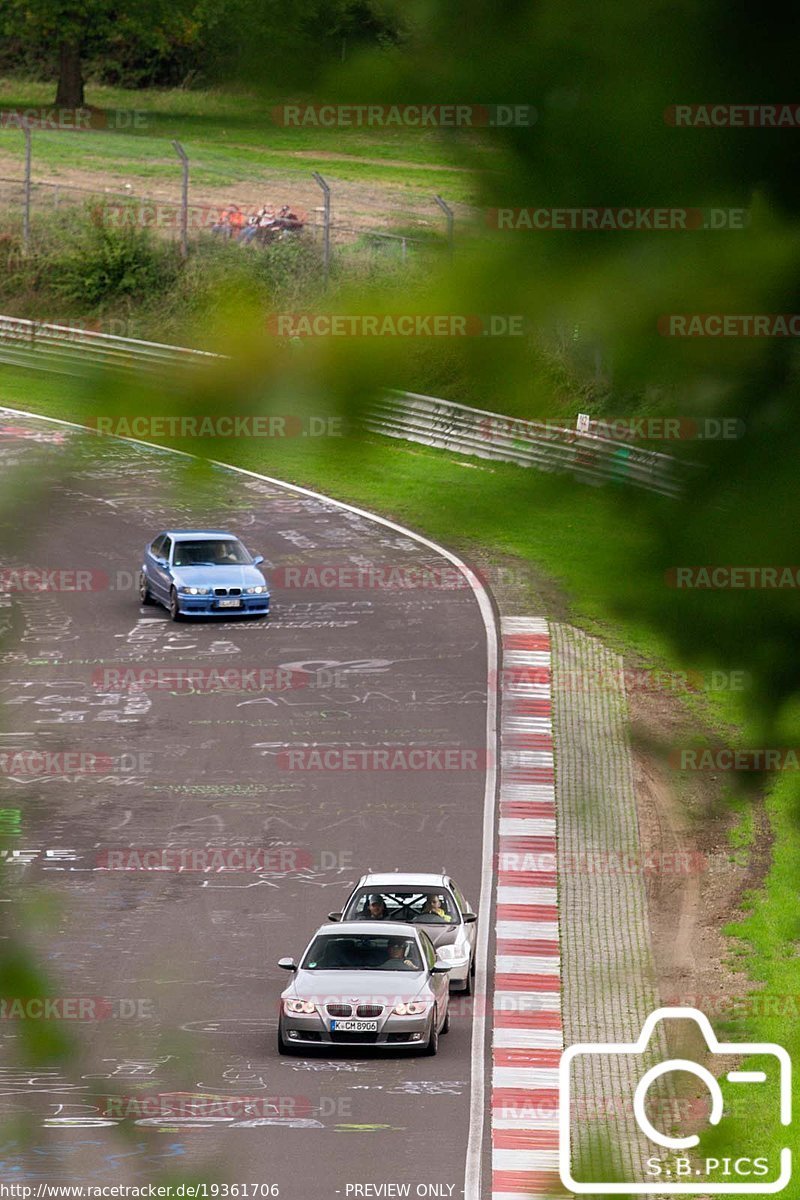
[330,1031,379,1044]
[214,587,242,596]
[356,1005,383,1018]
[326,1004,352,1018]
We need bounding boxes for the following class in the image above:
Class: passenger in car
[422,894,453,922]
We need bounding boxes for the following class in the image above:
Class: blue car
[139,529,270,620]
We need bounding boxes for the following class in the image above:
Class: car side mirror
[252,554,264,566]
[277,957,297,971]
[328,912,342,922]
[463,912,478,923]
[431,961,451,974]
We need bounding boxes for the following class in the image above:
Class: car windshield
[301,934,424,971]
[346,889,459,925]
[172,539,251,567]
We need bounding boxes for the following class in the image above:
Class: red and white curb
[492,616,563,1200]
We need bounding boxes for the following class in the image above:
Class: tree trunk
[55,41,84,108]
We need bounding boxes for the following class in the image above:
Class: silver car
[329,872,478,994]
[277,922,451,1055]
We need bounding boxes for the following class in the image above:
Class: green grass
[0,78,488,203]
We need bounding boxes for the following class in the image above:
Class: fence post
[312,171,331,289]
[172,140,189,258]
[22,120,32,252]
[434,194,454,256]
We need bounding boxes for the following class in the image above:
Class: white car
[329,871,478,994]
[277,922,451,1055]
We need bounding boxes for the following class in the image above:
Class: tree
[0,0,208,105]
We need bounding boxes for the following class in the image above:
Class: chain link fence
[0,125,474,276]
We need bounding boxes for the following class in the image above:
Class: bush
[48,210,181,307]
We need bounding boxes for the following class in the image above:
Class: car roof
[312,920,424,937]
[162,530,239,540]
[357,873,450,888]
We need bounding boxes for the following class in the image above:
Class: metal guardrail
[0,315,214,376]
[367,390,685,497]
[0,314,685,495]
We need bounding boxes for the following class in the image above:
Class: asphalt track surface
[0,415,495,1198]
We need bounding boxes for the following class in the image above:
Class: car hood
[414,924,459,949]
[170,564,267,589]
[287,969,429,1001]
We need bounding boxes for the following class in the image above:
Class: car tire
[441,1005,450,1034]
[277,1018,293,1055]
[139,572,153,605]
[455,968,472,996]
[169,588,182,622]
[423,1010,439,1056]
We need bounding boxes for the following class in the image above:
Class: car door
[149,535,172,600]
[143,535,163,594]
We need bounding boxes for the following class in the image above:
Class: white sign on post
[576,413,591,433]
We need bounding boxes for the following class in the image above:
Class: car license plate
[218,598,241,608]
[330,1019,378,1032]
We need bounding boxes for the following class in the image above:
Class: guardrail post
[434,195,454,256]
[22,120,32,253]
[172,140,189,259]
[312,172,331,289]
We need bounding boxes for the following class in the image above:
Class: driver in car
[380,937,419,969]
[362,895,389,920]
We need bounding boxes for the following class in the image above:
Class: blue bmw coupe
[139,529,270,620]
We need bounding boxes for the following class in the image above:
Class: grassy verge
[0,78,487,201]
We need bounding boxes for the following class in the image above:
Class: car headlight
[393,1001,428,1016]
[245,586,268,594]
[436,944,469,963]
[179,586,210,595]
[284,998,316,1015]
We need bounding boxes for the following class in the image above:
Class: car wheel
[138,572,153,605]
[454,968,472,996]
[277,1018,293,1055]
[441,1005,450,1034]
[423,1009,439,1056]
[169,588,182,622]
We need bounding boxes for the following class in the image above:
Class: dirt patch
[0,151,475,239]
[628,685,768,1018]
